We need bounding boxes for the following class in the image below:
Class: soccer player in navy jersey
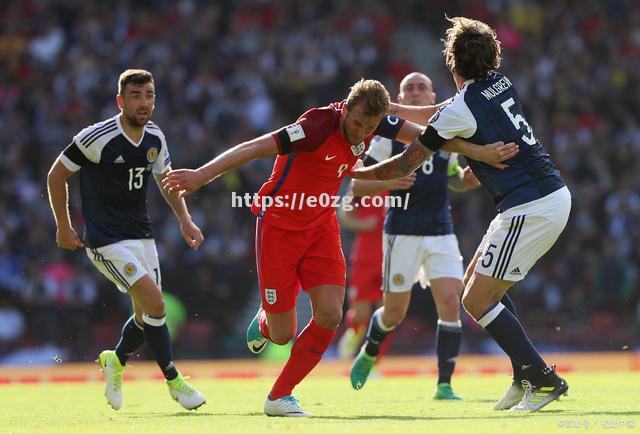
[350,18,571,412]
[47,69,205,411]
[349,72,481,400]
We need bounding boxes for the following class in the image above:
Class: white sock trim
[373,307,396,332]
[477,302,505,328]
[142,313,166,327]
[132,315,144,330]
[437,319,462,328]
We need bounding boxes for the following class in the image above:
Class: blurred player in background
[337,190,409,360]
[337,194,387,359]
[349,72,481,400]
[47,69,205,411]
[350,18,571,413]
[163,78,514,417]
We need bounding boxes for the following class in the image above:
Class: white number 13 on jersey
[128,167,145,190]
[501,98,537,145]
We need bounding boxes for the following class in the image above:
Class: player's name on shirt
[480,76,513,100]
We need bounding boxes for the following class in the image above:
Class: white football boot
[264,395,312,417]
[493,381,525,410]
[166,373,206,410]
[97,350,124,410]
[508,371,569,412]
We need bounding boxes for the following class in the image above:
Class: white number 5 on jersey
[501,98,537,145]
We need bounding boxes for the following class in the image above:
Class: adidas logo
[509,267,521,276]
[114,155,125,163]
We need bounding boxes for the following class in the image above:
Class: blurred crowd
[0,0,638,362]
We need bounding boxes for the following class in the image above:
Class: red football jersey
[348,194,387,266]
[251,101,404,230]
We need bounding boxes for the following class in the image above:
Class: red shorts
[348,262,382,304]
[256,217,346,314]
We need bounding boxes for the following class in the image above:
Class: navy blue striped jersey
[60,115,171,248]
[366,137,458,236]
[419,72,565,212]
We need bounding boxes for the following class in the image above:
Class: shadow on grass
[124,409,640,421]
[311,410,640,421]
[567,410,640,417]
[126,411,264,418]
[464,399,498,403]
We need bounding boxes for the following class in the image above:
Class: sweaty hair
[345,79,390,117]
[442,17,502,80]
[118,69,154,95]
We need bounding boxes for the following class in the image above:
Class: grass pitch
[1,372,638,434]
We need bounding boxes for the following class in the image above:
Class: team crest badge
[392,273,405,286]
[146,147,158,163]
[351,142,365,156]
[123,263,137,277]
[265,288,277,305]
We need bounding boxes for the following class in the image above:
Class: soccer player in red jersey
[163,79,517,416]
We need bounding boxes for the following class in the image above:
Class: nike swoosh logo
[325,155,336,160]
[252,341,267,352]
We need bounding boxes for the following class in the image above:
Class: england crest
[351,142,365,156]
[265,288,277,305]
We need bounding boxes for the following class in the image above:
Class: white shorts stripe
[92,248,130,290]
[491,216,518,278]
[498,215,526,279]
[383,235,396,292]
[493,215,525,279]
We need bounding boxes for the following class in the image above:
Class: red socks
[269,320,336,399]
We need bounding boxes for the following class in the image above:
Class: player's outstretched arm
[389,102,442,126]
[47,157,84,250]
[154,172,204,250]
[349,140,433,180]
[351,174,416,196]
[442,138,518,169]
[403,121,519,171]
[162,134,279,196]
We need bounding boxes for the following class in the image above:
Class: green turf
[1,373,638,433]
